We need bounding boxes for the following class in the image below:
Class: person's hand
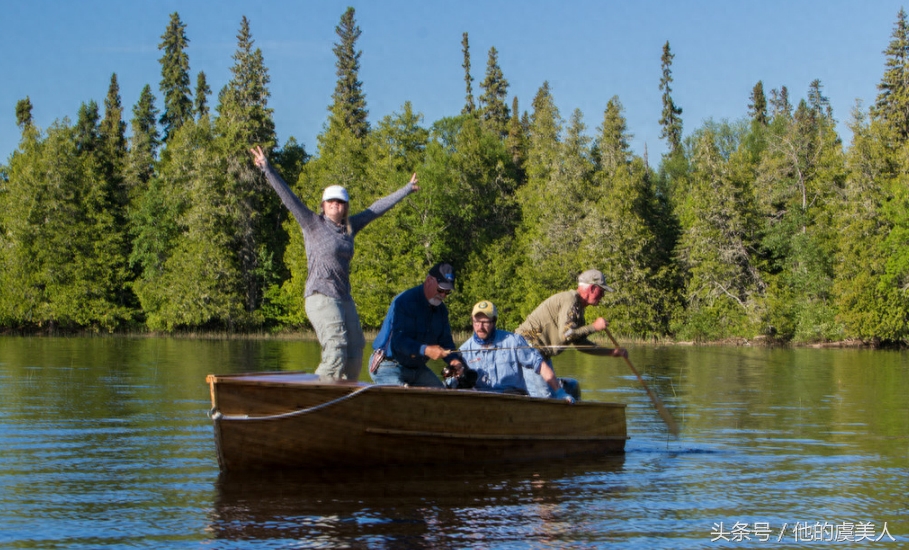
[553,387,575,404]
[249,145,268,169]
[424,345,450,361]
[409,172,420,192]
[612,347,628,358]
[592,317,609,332]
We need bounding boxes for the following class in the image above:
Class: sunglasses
[435,280,452,295]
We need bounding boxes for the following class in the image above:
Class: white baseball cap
[322,185,349,202]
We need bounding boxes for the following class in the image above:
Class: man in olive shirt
[515,269,627,399]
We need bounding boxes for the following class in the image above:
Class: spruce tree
[419,114,518,327]
[461,32,475,115]
[769,86,792,119]
[658,41,683,154]
[215,15,279,319]
[674,127,762,340]
[125,84,160,197]
[353,102,430,326]
[15,97,33,129]
[217,16,275,148]
[100,74,127,163]
[194,71,211,118]
[832,112,897,341]
[748,81,768,126]
[98,75,132,306]
[755,85,845,341]
[478,46,510,139]
[807,79,832,119]
[515,82,587,313]
[158,12,192,142]
[331,7,369,139]
[1,121,132,330]
[505,95,526,182]
[596,96,632,173]
[75,100,100,154]
[873,8,909,139]
[584,97,678,336]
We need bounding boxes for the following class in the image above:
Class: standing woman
[250,145,419,381]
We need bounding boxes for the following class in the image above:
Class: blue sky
[1,1,906,166]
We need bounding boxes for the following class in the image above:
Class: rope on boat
[209,385,375,422]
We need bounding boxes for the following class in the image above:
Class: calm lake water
[0,336,906,548]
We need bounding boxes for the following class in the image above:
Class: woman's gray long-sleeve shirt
[261,163,414,300]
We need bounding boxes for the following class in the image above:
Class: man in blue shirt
[369,263,466,387]
[458,301,576,403]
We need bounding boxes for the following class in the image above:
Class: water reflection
[1,336,906,547]
[210,456,625,547]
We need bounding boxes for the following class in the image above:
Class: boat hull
[207,372,627,471]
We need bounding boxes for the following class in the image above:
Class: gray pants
[304,293,365,381]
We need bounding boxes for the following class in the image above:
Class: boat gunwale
[206,371,627,409]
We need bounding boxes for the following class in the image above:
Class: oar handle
[603,327,680,437]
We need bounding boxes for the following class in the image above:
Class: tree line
[3,7,909,345]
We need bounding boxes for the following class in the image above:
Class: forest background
[4,7,909,345]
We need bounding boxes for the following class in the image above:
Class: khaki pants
[304,293,365,381]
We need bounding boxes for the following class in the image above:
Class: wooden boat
[206,372,628,471]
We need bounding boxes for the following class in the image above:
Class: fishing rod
[445,344,610,354]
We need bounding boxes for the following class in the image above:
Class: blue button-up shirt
[458,329,545,393]
[373,285,459,369]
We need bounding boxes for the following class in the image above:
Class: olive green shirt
[515,290,612,358]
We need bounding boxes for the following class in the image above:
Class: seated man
[457,300,576,403]
[369,263,466,387]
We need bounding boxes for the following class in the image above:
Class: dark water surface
[0,337,906,548]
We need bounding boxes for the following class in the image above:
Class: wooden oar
[603,327,680,437]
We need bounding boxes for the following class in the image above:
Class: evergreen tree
[97,75,132,311]
[132,118,247,330]
[124,84,160,199]
[755,85,845,342]
[461,32,475,115]
[158,12,192,142]
[351,102,430,326]
[807,79,832,119]
[524,82,561,186]
[515,82,587,313]
[833,111,899,341]
[873,8,909,139]
[478,46,510,138]
[505,95,526,182]
[769,86,792,119]
[584,97,678,336]
[215,15,279,320]
[195,70,211,118]
[217,16,275,148]
[0,121,132,330]
[75,100,100,154]
[100,74,127,166]
[875,133,909,342]
[674,126,763,340]
[331,7,369,139]
[748,81,768,126]
[421,115,518,327]
[595,96,632,172]
[659,41,684,154]
[15,97,33,129]
[99,74,128,208]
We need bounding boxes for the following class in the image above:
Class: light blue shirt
[458,329,545,393]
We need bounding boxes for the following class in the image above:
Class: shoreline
[0,328,894,349]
